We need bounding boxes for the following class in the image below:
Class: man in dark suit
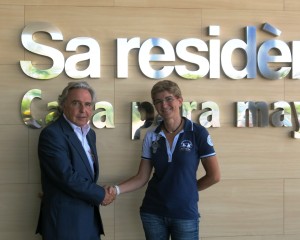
[36,81,115,240]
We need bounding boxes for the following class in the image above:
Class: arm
[197,155,221,191]
[111,159,153,195]
[106,131,154,200]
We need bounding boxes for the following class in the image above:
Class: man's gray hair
[58,81,96,112]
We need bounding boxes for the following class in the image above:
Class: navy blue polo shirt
[140,117,216,219]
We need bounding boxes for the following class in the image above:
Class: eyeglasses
[153,96,175,105]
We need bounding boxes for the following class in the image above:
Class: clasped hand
[101,186,117,206]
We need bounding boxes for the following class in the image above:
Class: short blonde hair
[151,80,182,100]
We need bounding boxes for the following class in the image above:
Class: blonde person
[109,80,220,240]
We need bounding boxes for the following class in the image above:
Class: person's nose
[161,100,168,107]
[79,103,85,112]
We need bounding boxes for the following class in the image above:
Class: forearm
[198,155,221,191]
[197,174,220,191]
[118,174,148,194]
[112,159,152,196]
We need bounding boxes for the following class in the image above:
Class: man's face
[63,88,93,127]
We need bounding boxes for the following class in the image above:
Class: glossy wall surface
[1,0,300,239]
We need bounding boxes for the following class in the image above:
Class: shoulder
[41,117,60,134]
[88,127,96,140]
[40,116,70,139]
[192,121,209,134]
[144,124,161,139]
[183,119,213,145]
[142,125,162,146]
[183,118,208,134]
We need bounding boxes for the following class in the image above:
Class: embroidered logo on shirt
[207,135,214,146]
[179,140,193,152]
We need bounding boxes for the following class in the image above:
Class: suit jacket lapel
[59,116,95,179]
[87,134,99,180]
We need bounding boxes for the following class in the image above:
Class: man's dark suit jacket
[36,115,105,240]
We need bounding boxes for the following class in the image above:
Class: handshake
[101,185,119,206]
